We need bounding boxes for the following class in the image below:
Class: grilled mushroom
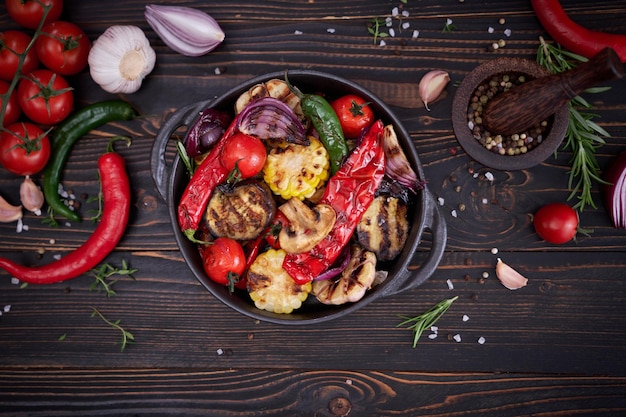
[278,197,336,253]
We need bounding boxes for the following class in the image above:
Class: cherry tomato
[220,133,267,179]
[0,80,21,127]
[17,69,74,125]
[331,94,375,138]
[201,237,247,289]
[0,122,51,176]
[35,21,91,75]
[0,31,40,82]
[533,203,579,244]
[6,0,63,30]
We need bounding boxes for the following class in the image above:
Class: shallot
[145,4,225,57]
[603,151,626,229]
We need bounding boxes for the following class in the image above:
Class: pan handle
[380,190,447,297]
[150,99,214,202]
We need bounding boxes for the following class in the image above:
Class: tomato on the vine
[0,31,40,82]
[0,122,51,176]
[331,94,375,138]
[35,21,91,75]
[17,69,74,125]
[6,0,63,30]
[0,80,21,127]
[201,237,247,290]
[533,203,579,244]
[220,133,267,179]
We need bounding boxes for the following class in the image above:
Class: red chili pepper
[177,117,238,241]
[282,119,386,284]
[0,151,130,284]
[531,0,626,63]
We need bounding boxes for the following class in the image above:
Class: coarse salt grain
[504,28,512,37]
[453,334,462,342]
[327,28,336,33]
[346,379,353,385]
[380,40,387,47]
[214,67,222,75]
[412,30,419,38]
[451,209,458,218]
[446,279,454,290]
[428,333,438,339]
[16,219,23,233]
[438,197,445,206]
[488,26,494,33]
[216,348,224,355]
[478,336,486,344]
[462,314,469,322]
[294,30,303,35]
[392,7,399,16]
[485,171,494,182]
[4,305,11,313]
[53,254,62,261]
[431,326,438,333]
[482,198,488,204]
[402,22,410,30]
[402,10,410,17]
[11,277,20,285]
[389,28,395,37]
[385,17,392,26]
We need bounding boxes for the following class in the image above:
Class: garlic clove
[418,70,450,111]
[0,194,23,223]
[495,258,528,290]
[88,25,156,94]
[20,176,45,216]
[145,4,225,57]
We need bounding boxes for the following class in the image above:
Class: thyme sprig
[536,37,611,211]
[91,307,135,351]
[89,260,137,297]
[367,17,389,45]
[397,296,458,347]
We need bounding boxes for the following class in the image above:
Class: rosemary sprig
[397,296,458,347]
[89,260,137,297]
[91,307,135,351]
[536,37,611,211]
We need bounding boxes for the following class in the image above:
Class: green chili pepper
[285,72,349,174]
[42,100,137,222]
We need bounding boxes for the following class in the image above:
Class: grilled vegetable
[278,197,336,254]
[237,97,307,145]
[262,136,330,200]
[356,195,409,261]
[247,249,312,314]
[185,108,232,158]
[235,78,307,127]
[312,244,377,305]
[206,181,276,241]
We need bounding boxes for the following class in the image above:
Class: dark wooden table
[1,1,626,415]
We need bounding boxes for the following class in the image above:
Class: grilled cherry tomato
[331,94,375,138]
[0,30,39,82]
[220,132,267,179]
[17,69,74,125]
[35,21,91,75]
[533,203,579,244]
[0,122,51,176]
[0,80,21,127]
[201,237,246,289]
[6,0,63,29]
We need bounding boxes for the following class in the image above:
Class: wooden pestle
[481,47,624,136]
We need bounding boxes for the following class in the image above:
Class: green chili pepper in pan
[285,71,348,175]
[42,100,137,222]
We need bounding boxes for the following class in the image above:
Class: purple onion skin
[603,150,626,229]
[185,108,232,158]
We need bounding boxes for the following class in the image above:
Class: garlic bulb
[145,4,225,57]
[88,25,156,94]
[418,70,450,111]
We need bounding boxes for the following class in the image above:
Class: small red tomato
[35,21,91,75]
[0,122,51,176]
[6,0,64,30]
[0,80,21,127]
[220,133,267,179]
[0,30,40,82]
[18,69,74,125]
[331,94,375,138]
[201,237,247,290]
[533,203,579,244]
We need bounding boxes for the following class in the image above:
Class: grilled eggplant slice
[205,180,276,241]
[356,195,409,261]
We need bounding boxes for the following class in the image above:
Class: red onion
[185,108,231,158]
[313,245,351,281]
[237,97,308,145]
[603,151,626,229]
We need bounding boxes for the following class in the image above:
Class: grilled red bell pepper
[531,0,626,63]
[177,117,238,241]
[282,119,386,284]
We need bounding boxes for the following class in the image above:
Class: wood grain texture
[1,0,626,415]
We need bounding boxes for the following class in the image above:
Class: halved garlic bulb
[88,25,156,94]
[495,258,528,290]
